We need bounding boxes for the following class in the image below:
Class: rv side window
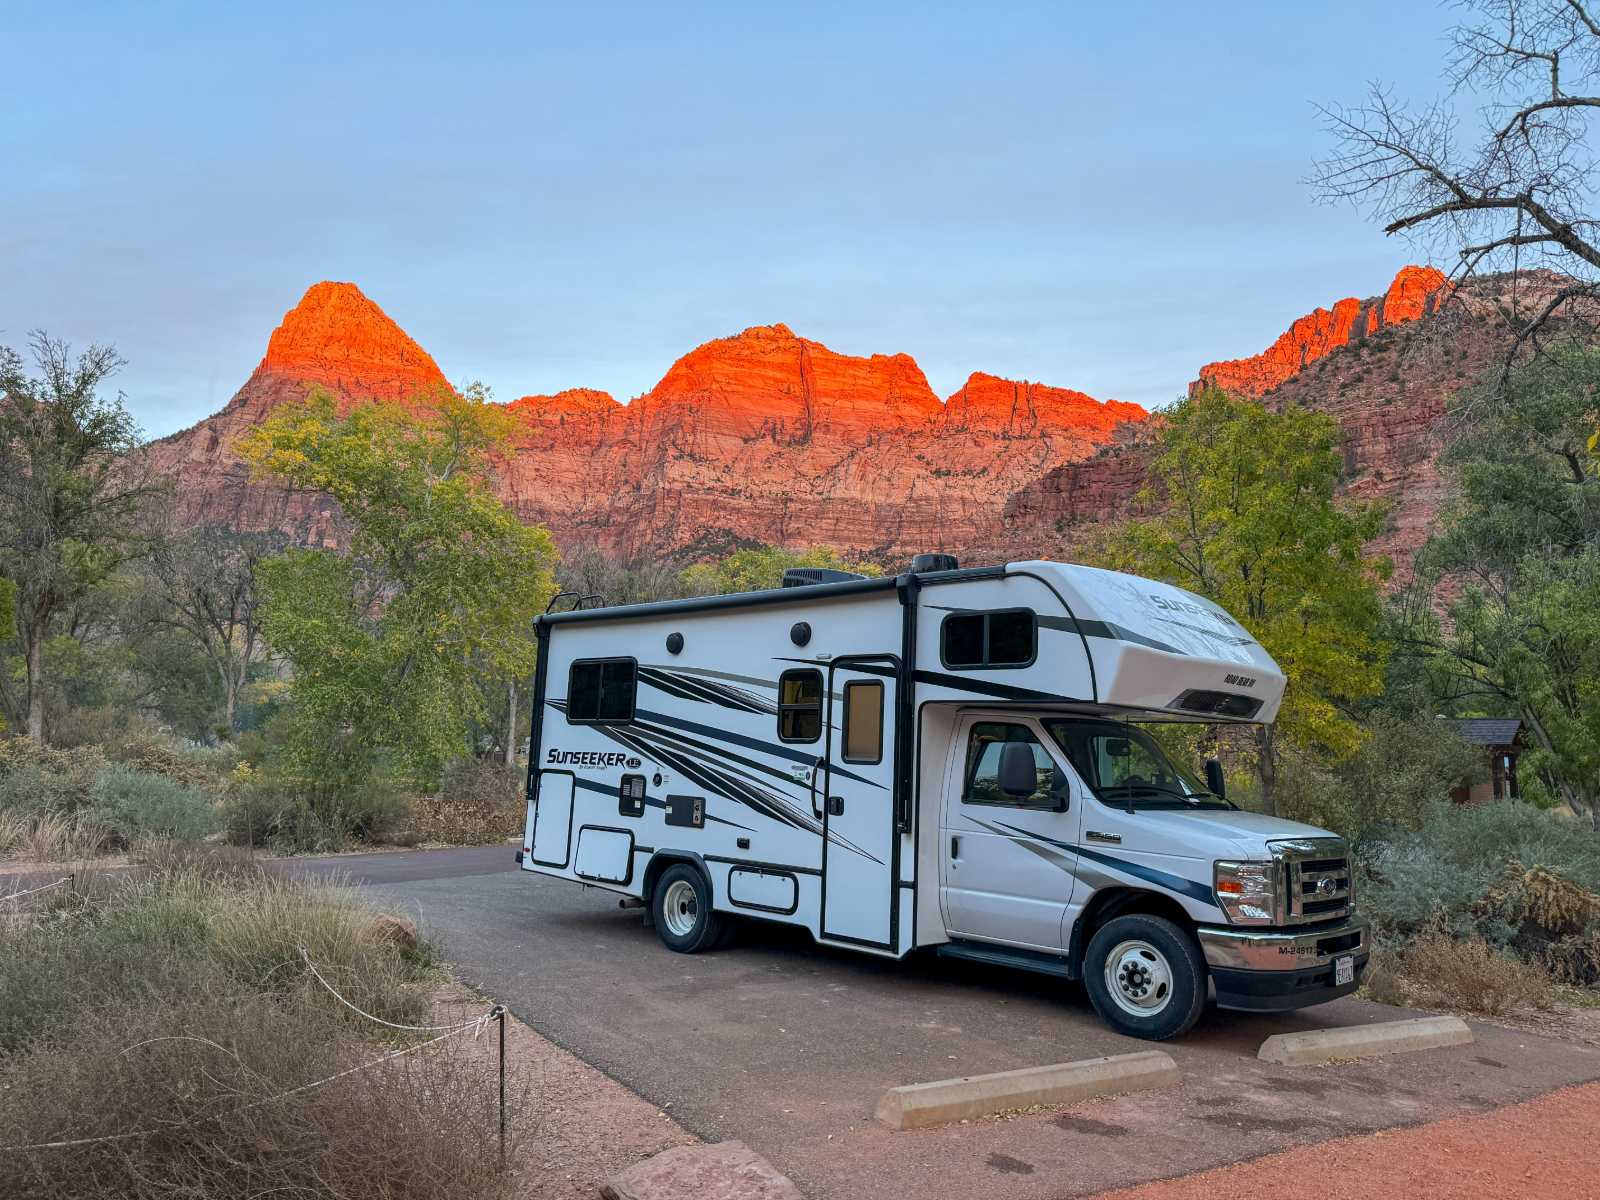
[962,722,1056,809]
[841,680,884,764]
[941,609,1036,669]
[777,669,822,742]
[567,658,636,723]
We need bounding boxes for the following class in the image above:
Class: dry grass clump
[1405,934,1556,1015]
[0,990,518,1200]
[1358,947,1411,1007]
[0,846,520,1200]
[0,809,109,860]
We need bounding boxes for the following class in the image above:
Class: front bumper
[1196,915,1370,1012]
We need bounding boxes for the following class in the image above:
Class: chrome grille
[1270,838,1352,925]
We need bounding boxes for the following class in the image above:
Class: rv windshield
[1041,719,1230,811]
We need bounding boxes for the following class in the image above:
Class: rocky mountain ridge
[148,263,1501,572]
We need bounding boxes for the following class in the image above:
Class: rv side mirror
[998,742,1038,798]
[1049,767,1070,812]
[1204,758,1226,799]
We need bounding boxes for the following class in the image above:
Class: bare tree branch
[1312,0,1600,371]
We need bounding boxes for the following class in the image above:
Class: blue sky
[3,1,1458,437]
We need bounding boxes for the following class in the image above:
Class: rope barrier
[0,945,510,1156]
[0,1021,479,1153]
[297,946,498,1034]
[0,876,70,903]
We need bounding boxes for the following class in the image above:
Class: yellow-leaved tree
[1095,387,1390,814]
[238,385,556,796]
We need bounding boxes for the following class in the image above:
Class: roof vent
[781,567,867,588]
[910,553,959,573]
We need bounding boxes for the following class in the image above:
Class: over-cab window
[842,680,884,764]
[962,722,1058,809]
[777,669,822,742]
[941,609,1036,669]
[568,658,636,723]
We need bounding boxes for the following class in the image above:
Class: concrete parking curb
[1258,1015,1474,1065]
[874,1049,1179,1131]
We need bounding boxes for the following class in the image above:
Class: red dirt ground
[1090,1080,1600,1200]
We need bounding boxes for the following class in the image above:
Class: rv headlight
[1213,860,1279,925]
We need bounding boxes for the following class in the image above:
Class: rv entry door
[820,657,898,948]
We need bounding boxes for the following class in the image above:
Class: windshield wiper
[1100,783,1212,807]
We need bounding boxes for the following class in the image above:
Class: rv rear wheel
[1083,913,1206,1040]
[651,863,726,954]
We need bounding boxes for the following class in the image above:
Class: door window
[841,680,884,763]
[962,722,1060,809]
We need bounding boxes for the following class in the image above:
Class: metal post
[494,1005,507,1170]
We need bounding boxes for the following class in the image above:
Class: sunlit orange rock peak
[259,281,447,400]
[1193,265,1449,397]
[942,372,1147,435]
[629,322,944,441]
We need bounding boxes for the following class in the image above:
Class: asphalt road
[292,846,1600,1198]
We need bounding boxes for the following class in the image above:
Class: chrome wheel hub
[661,879,700,938]
[1104,939,1174,1017]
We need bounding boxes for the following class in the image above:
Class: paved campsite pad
[304,848,1600,1200]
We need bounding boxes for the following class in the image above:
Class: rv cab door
[940,715,1079,951]
[819,659,898,948]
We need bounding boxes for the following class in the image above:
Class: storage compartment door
[530,771,575,868]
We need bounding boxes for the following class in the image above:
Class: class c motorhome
[517,557,1369,1040]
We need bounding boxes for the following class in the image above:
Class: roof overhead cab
[1029,563,1287,723]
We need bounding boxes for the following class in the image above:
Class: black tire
[1083,913,1207,1040]
[651,863,726,954]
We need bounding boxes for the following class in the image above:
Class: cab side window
[962,722,1060,809]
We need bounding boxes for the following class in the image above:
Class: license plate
[1335,955,1355,986]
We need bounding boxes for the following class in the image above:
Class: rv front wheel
[1083,913,1206,1040]
[651,863,726,954]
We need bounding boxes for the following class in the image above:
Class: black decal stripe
[575,728,756,831]
[636,669,706,704]
[634,707,884,790]
[640,668,771,714]
[992,820,1216,907]
[611,726,884,865]
[630,718,808,794]
[1038,615,1186,655]
[912,669,1071,703]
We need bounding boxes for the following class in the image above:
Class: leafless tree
[138,526,283,733]
[1313,0,1600,381]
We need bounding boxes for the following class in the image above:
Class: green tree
[680,544,881,595]
[0,334,167,741]
[238,386,557,789]
[1096,387,1390,814]
[1408,348,1600,828]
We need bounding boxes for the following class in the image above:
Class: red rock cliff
[145,283,450,541]
[1192,265,1448,397]
[150,288,1148,559]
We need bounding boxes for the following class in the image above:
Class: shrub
[0,852,514,1200]
[0,849,437,1053]
[1358,948,1410,1007]
[89,764,219,844]
[1404,934,1554,1015]
[221,762,410,853]
[0,738,106,818]
[401,758,521,846]
[1359,798,1600,985]
[1276,714,1482,842]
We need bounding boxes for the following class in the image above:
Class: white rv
[517,558,1368,1040]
